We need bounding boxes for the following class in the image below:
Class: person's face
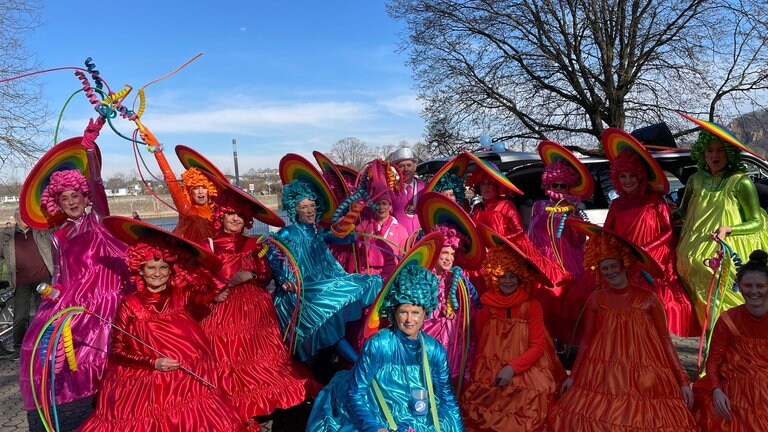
[739,271,768,316]
[618,172,640,194]
[705,141,728,174]
[598,258,629,289]
[395,303,425,339]
[57,190,88,219]
[190,186,209,205]
[222,212,245,234]
[375,199,393,221]
[397,159,417,184]
[548,181,570,194]
[295,198,317,224]
[15,215,28,231]
[436,246,456,272]
[439,189,456,202]
[140,259,171,293]
[498,272,520,296]
[479,178,498,202]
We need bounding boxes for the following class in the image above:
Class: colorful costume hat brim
[335,164,359,182]
[103,215,221,269]
[313,150,352,197]
[279,153,338,225]
[417,191,485,269]
[462,150,523,195]
[678,112,763,159]
[201,171,285,228]
[602,127,670,194]
[175,145,229,181]
[425,153,469,193]
[20,137,102,230]
[565,219,663,277]
[363,231,444,340]
[478,224,553,287]
[538,141,595,199]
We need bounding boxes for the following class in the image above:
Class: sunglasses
[550,182,569,190]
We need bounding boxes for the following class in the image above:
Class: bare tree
[328,137,376,169]
[389,0,768,152]
[0,0,48,178]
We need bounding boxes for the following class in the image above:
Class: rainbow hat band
[279,153,338,226]
[363,231,444,340]
[20,137,101,230]
[202,171,285,228]
[678,112,763,159]
[602,128,669,194]
[175,145,228,181]
[425,153,470,193]
[103,215,221,269]
[313,150,351,199]
[417,191,485,269]
[461,150,523,195]
[566,219,662,277]
[538,141,595,200]
[478,224,553,287]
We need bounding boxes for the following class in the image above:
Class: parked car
[417,146,768,227]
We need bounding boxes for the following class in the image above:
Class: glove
[82,117,105,149]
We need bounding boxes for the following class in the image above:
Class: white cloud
[378,94,423,117]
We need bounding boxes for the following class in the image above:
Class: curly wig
[609,149,649,196]
[379,265,439,318]
[282,179,326,223]
[583,232,637,272]
[40,169,91,216]
[690,130,745,173]
[542,160,579,191]
[211,189,255,231]
[434,173,466,205]
[431,224,468,251]
[126,234,208,294]
[181,167,219,206]
[482,245,536,291]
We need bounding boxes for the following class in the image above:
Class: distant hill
[730,109,768,157]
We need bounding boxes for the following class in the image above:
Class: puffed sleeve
[250,255,273,286]
[509,300,546,374]
[347,335,389,432]
[643,194,674,251]
[108,302,156,369]
[644,292,690,386]
[729,174,765,235]
[570,293,599,376]
[267,229,295,288]
[427,340,464,431]
[86,146,109,221]
[704,312,732,389]
[672,175,695,223]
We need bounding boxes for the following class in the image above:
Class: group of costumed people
[13,105,768,432]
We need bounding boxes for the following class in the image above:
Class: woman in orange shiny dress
[693,249,768,431]
[200,185,320,419]
[461,228,565,432]
[549,226,697,431]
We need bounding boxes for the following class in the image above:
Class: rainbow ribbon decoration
[697,237,742,372]
[267,236,304,354]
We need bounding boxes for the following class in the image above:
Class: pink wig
[40,169,90,216]
[542,160,578,191]
[609,149,648,196]
[431,223,469,251]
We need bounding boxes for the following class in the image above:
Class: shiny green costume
[675,171,768,326]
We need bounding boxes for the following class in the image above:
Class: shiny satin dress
[461,290,564,432]
[306,328,465,432]
[693,305,768,431]
[77,284,251,431]
[19,148,131,410]
[269,222,382,361]
[154,148,216,243]
[548,285,697,431]
[201,231,320,418]
[676,172,768,327]
[605,191,697,336]
[420,270,470,384]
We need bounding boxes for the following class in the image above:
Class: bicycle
[0,280,14,352]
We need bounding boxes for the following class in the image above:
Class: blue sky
[24,1,423,179]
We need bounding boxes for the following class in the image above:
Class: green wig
[690,130,745,173]
[379,265,439,318]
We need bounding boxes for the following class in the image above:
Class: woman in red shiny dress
[78,218,254,431]
[693,249,768,431]
[200,182,320,419]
